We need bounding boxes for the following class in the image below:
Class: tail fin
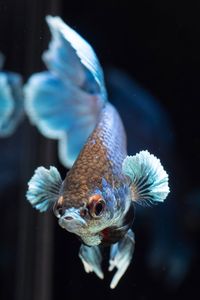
[25,16,107,168]
[122,150,169,205]
[44,16,107,100]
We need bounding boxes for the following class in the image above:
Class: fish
[0,52,24,137]
[25,16,170,289]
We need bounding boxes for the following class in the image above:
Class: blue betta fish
[0,52,24,137]
[25,16,170,289]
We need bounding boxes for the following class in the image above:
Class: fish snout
[58,208,87,233]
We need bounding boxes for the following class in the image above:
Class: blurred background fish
[0,52,24,137]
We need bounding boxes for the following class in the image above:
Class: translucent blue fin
[25,16,106,167]
[109,229,135,289]
[122,150,170,205]
[25,72,73,139]
[58,124,95,167]
[24,71,103,167]
[44,16,107,100]
[0,72,24,137]
[79,244,104,280]
[26,166,62,212]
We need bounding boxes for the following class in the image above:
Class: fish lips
[58,208,87,233]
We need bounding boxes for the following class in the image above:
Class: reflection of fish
[0,52,24,137]
[26,16,170,289]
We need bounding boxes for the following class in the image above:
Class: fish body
[57,103,133,246]
[26,16,169,288]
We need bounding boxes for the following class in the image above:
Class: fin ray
[44,15,107,100]
[26,166,62,212]
[122,150,170,205]
[25,16,107,167]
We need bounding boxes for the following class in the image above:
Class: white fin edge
[122,150,170,204]
[26,166,62,212]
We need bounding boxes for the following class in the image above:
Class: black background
[0,0,200,300]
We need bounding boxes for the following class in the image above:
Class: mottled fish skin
[62,102,128,208]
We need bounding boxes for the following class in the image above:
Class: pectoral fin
[26,166,62,212]
[122,150,170,205]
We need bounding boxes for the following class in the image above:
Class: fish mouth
[58,208,87,233]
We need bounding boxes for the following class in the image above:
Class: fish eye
[88,195,106,218]
[94,201,105,216]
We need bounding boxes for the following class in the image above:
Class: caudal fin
[122,150,169,205]
[25,16,107,168]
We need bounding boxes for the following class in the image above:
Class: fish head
[53,178,118,246]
